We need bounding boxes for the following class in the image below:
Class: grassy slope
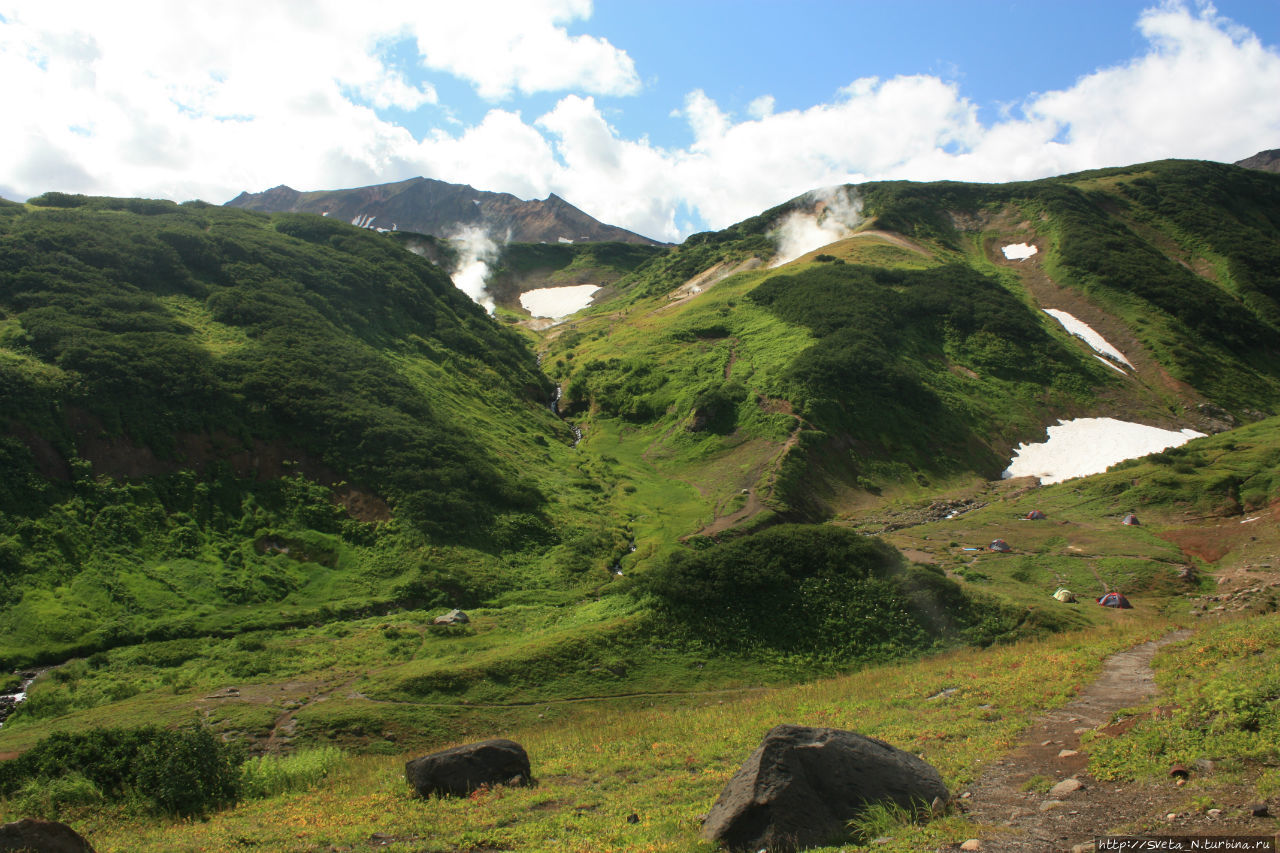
[43,617,1170,852]
[3,162,1280,848]
[15,417,1280,850]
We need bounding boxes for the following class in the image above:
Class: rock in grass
[432,609,470,625]
[405,738,532,798]
[0,818,96,852]
[700,724,948,853]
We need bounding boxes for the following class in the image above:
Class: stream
[0,668,47,729]
[549,384,582,447]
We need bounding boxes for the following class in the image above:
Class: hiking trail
[959,630,1196,851]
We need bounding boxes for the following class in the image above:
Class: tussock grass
[241,746,346,799]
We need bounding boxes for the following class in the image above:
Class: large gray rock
[701,725,949,852]
[432,609,469,626]
[405,738,532,798]
[0,818,95,852]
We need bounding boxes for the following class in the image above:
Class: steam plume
[769,186,864,267]
[449,225,499,313]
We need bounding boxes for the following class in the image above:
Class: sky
[1,0,1278,242]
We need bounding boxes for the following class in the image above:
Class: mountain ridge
[225,176,667,246]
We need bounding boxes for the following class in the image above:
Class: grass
[1086,611,1280,784]
[241,747,347,799]
[29,616,1166,852]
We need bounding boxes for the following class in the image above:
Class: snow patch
[1044,308,1134,368]
[1003,417,1206,485]
[1001,242,1038,260]
[1094,354,1130,375]
[520,284,600,321]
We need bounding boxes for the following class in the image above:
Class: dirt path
[960,631,1191,851]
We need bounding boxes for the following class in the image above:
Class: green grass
[4,165,1280,850]
[16,617,1166,852]
[1087,612,1280,783]
[241,747,346,799]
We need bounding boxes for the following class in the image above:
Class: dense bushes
[0,723,242,817]
[639,525,1025,662]
[0,199,551,539]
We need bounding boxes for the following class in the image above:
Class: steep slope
[225,177,666,246]
[1236,147,1280,173]
[0,192,585,664]
[545,159,1280,529]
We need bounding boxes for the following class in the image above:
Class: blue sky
[1,1,1278,240]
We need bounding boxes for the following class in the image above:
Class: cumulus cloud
[401,0,639,99]
[0,1,1276,243]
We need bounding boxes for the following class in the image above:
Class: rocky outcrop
[225,177,665,245]
[701,725,948,852]
[1235,149,1280,173]
[0,818,96,852]
[405,738,532,798]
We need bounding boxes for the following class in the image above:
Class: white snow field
[1001,243,1038,260]
[519,284,600,321]
[1003,417,1206,484]
[1044,308,1134,368]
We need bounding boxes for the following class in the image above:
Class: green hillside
[0,193,576,664]
[2,160,1280,850]
[547,159,1280,526]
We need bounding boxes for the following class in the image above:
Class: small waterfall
[548,384,581,447]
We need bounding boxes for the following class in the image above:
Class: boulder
[432,609,469,626]
[0,818,96,853]
[405,738,532,798]
[700,724,949,852]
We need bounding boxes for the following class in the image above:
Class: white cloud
[0,1,1276,245]
[400,0,639,99]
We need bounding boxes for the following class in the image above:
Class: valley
[1,159,1279,850]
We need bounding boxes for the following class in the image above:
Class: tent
[1098,592,1133,609]
[1053,588,1077,603]
[1025,510,1047,520]
[989,539,1011,553]
[1121,513,1140,526]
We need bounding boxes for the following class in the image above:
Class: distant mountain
[1235,148,1280,173]
[225,177,666,245]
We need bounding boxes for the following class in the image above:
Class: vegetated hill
[544,158,1280,527]
[225,177,666,246]
[4,157,1280,806]
[1236,147,1280,173]
[0,192,589,665]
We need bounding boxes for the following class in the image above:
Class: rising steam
[449,225,499,313]
[769,186,864,267]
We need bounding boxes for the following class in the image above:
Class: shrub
[0,723,243,817]
[12,773,104,818]
[132,724,244,816]
[638,524,1021,661]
